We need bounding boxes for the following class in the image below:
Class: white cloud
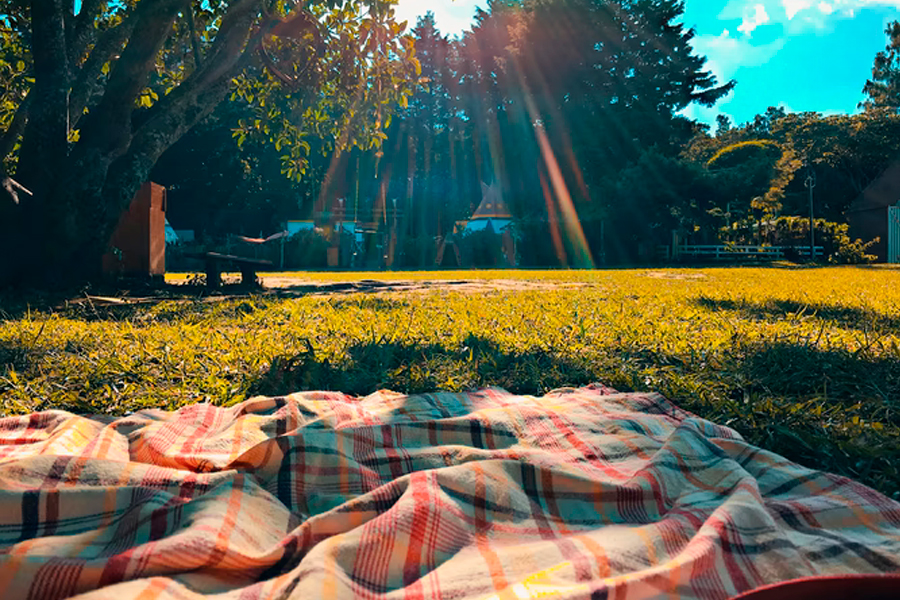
[721,0,898,33]
[738,4,771,35]
[782,0,814,19]
[682,29,782,124]
[830,0,900,8]
[692,28,787,82]
[776,100,796,114]
[685,28,783,124]
[784,0,900,21]
[680,102,732,127]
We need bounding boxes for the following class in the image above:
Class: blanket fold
[0,385,897,599]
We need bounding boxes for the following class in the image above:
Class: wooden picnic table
[183,252,273,289]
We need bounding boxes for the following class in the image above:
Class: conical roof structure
[471,182,511,220]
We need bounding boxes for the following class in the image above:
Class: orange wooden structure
[102,182,167,277]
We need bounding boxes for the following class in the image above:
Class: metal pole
[809,184,814,260]
[725,202,731,244]
[391,197,397,269]
[805,168,817,261]
[338,198,344,267]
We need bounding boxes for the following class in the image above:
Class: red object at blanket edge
[731,574,900,600]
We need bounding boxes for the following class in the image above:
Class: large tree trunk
[17,0,69,196]
[1,0,72,287]
[0,0,262,289]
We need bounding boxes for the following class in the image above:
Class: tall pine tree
[863,21,900,112]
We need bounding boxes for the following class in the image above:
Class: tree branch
[187,0,262,84]
[0,93,31,161]
[140,0,263,125]
[185,0,204,70]
[138,2,262,149]
[75,0,182,158]
[0,91,31,205]
[69,8,141,128]
[68,0,106,65]
[1,173,33,204]
[101,0,263,215]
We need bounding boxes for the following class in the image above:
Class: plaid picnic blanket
[0,385,898,600]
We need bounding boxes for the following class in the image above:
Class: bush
[514,220,562,267]
[830,236,879,265]
[397,235,438,268]
[727,216,878,264]
[706,139,783,171]
[277,230,331,269]
[513,218,605,267]
[458,229,506,267]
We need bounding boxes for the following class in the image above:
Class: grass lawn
[2,266,900,497]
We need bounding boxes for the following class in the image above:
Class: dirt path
[259,276,592,296]
[54,277,593,314]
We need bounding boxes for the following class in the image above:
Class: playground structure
[435,182,517,268]
[166,181,521,270]
[279,182,518,269]
[283,201,403,269]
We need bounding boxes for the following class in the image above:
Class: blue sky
[394,0,899,127]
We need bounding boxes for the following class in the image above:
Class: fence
[664,244,824,261]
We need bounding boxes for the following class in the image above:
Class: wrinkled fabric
[0,385,898,599]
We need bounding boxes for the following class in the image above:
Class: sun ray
[513,61,593,267]
[538,167,568,265]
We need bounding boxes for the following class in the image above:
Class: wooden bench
[183,252,273,289]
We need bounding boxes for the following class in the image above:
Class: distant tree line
[155,3,900,266]
[3,1,899,282]
[158,0,736,264]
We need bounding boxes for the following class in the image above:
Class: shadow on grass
[737,341,900,402]
[752,343,900,495]
[0,282,265,321]
[676,341,900,498]
[249,335,599,398]
[0,339,30,375]
[694,296,900,333]
[247,336,900,496]
[3,320,899,495]
[0,279,468,321]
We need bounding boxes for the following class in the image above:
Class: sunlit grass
[3,266,900,497]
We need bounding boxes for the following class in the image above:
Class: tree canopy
[3,0,899,279]
[0,0,419,285]
[863,20,900,112]
[358,0,736,264]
